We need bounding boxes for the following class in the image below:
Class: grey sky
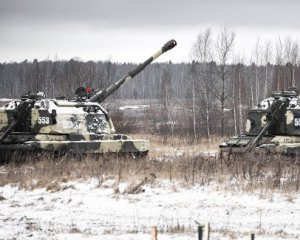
[1,0,300,63]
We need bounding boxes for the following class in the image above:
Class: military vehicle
[0,40,177,156]
[220,87,300,157]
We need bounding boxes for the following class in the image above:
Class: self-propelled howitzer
[0,40,177,156]
[219,88,300,156]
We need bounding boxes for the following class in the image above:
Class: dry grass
[0,135,299,193]
[131,133,221,159]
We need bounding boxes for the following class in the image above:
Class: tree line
[1,28,300,139]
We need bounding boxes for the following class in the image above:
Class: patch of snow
[0,166,9,175]
[119,105,150,111]
[175,150,184,157]
[198,150,218,157]
[0,179,299,239]
[0,98,14,102]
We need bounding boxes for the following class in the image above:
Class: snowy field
[0,178,299,240]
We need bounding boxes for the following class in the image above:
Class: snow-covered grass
[0,177,299,239]
[0,137,299,239]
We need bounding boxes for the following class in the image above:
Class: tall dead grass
[0,149,299,193]
[132,133,221,158]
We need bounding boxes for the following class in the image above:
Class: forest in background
[1,28,300,139]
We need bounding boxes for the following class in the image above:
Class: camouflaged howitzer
[0,40,177,155]
[219,87,300,156]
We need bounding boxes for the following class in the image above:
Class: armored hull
[220,135,300,156]
[0,99,149,154]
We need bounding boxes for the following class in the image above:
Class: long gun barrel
[89,39,177,103]
[246,97,288,151]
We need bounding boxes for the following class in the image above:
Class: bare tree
[160,68,175,135]
[263,40,272,98]
[252,39,262,104]
[284,36,299,87]
[275,37,285,90]
[191,28,214,138]
[215,27,236,136]
[231,55,246,135]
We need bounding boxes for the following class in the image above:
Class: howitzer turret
[89,40,177,103]
[219,87,300,157]
[0,40,177,157]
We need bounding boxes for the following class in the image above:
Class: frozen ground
[0,178,299,240]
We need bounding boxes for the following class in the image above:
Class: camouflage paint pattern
[220,89,300,156]
[0,99,149,154]
[29,139,149,153]
[0,111,8,132]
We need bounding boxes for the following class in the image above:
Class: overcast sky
[1,0,300,63]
